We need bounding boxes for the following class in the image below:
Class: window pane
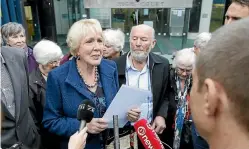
[209,0,226,32]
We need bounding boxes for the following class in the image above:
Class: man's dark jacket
[114,52,171,119]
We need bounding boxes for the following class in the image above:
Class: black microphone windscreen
[77,100,95,123]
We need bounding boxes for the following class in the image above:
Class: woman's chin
[89,59,102,66]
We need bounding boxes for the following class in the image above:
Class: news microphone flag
[134,119,165,149]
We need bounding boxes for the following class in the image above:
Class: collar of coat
[29,67,46,89]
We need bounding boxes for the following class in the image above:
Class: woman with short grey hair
[103,28,125,60]
[29,40,63,149]
[1,22,38,72]
[193,32,211,54]
[167,48,196,149]
[32,40,63,79]
[1,22,26,48]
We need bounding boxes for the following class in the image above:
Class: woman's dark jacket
[29,68,60,149]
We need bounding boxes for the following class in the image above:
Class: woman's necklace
[77,62,99,88]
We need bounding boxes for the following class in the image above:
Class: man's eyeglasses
[176,67,192,74]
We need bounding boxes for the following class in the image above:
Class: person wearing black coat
[112,24,171,149]
[28,40,63,149]
[163,48,195,149]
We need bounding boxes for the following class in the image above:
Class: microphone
[134,119,165,149]
[77,100,96,131]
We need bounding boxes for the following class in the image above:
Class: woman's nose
[93,42,103,50]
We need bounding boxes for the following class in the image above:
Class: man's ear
[151,39,156,49]
[203,78,220,116]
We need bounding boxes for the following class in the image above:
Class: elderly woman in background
[166,48,195,149]
[42,19,119,149]
[1,22,38,72]
[103,28,125,60]
[29,40,63,149]
[193,32,211,55]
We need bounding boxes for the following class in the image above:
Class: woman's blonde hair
[66,19,102,56]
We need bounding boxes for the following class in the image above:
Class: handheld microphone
[134,119,165,149]
[77,100,96,131]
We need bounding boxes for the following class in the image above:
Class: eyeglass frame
[176,67,192,75]
[48,60,61,66]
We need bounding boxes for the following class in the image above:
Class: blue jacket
[42,58,119,149]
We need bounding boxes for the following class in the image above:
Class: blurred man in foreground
[190,18,249,149]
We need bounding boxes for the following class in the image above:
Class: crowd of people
[1,0,249,149]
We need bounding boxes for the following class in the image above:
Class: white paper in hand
[103,85,151,128]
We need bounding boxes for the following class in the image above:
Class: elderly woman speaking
[42,19,119,149]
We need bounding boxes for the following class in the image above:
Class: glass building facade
[9,0,228,59]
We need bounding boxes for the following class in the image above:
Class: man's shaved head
[196,17,249,132]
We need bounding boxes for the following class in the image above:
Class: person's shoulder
[113,53,127,68]
[101,59,116,69]
[114,53,127,62]
[29,68,37,79]
[49,59,71,78]
[1,46,25,58]
[150,53,169,65]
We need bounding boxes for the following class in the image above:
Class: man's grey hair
[196,17,249,132]
[173,48,196,68]
[1,22,26,44]
[130,24,155,40]
[103,29,125,52]
[194,32,212,49]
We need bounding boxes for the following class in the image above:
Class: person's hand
[68,127,88,149]
[127,108,141,122]
[151,116,166,134]
[86,118,108,134]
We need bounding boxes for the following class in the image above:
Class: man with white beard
[113,24,171,149]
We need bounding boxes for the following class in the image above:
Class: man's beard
[130,46,152,62]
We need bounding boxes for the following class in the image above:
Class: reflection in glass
[209,0,226,32]
[189,0,202,32]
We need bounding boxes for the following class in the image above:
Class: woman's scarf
[173,73,191,149]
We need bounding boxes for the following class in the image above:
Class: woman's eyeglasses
[49,60,60,66]
[176,67,192,74]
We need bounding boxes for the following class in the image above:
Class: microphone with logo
[134,119,165,149]
[77,100,96,131]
